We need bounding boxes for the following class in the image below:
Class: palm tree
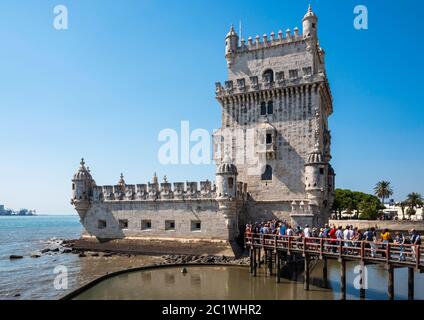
[374,181,393,205]
[399,201,406,220]
[406,192,423,209]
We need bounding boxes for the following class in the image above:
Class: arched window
[228,177,234,189]
[267,101,274,115]
[261,165,273,181]
[263,69,274,83]
[260,102,267,115]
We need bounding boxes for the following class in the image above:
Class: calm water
[0,215,82,300]
[74,263,424,300]
[1,216,423,300]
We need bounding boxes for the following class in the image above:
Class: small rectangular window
[165,220,176,231]
[228,177,234,189]
[119,219,128,230]
[266,134,273,144]
[191,220,202,232]
[303,67,312,76]
[141,220,152,231]
[289,69,299,79]
[276,71,285,81]
[319,168,325,175]
[98,220,107,229]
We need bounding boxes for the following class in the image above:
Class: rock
[91,253,99,257]
[78,253,86,258]
[62,248,72,254]
[9,255,23,260]
[103,253,113,257]
[30,252,41,258]
[14,293,21,297]
[41,248,51,254]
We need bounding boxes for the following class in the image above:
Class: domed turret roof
[73,158,93,180]
[217,154,238,175]
[306,145,324,164]
[226,25,238,38]
[303,4,317,21]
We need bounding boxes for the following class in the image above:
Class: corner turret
[71,158,95,218]
[216,154,238,199]
[304,144,326,205]
[216,154,239,239]
[302,4,318,39]
[225,25,239,68]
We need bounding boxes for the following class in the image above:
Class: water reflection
[73,262,424,300]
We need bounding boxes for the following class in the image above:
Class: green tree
[406,192,423,208]
[374,181,393,205]
[405,193,423,219]
[332,189,384,220]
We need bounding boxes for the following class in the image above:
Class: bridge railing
[245,233,422,267]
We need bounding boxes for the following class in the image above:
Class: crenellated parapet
[238,28,304,53]
[92,180,219,202]
[215,73,326,99]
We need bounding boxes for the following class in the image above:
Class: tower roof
[73,158,93,181]
[226,24,238,38]
[306,144,325,164]
[303,4,317,21]
[217,154,238,175]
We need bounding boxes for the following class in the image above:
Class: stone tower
[214,5,335,227]
[216,154,239,239]
[71,158,95,218]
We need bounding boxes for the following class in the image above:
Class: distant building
[384,204,423,221]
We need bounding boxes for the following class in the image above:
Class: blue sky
[0,0,422,214]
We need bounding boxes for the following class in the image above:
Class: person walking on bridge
[410,229,422,262]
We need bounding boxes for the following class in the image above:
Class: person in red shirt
[328,225,337,253]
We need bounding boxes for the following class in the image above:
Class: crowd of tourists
[245,219,422,262]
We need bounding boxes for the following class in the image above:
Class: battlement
[215,73,326,99]
[238,28,303,54]
[91,180,248,202]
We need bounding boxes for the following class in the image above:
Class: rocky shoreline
[9,238,250,266]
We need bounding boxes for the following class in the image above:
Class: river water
[1,216,423,300]
[73,262,424,300]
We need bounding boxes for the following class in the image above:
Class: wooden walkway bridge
[245,233,424,300]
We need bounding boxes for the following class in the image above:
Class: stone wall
[82,199,235,241]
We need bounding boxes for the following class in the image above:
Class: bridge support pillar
[304,256,310,291]
[408,267,414,300]
[276,252,281,283]
[323,258,328,288]
[258,249,261,269]
[249,248,253,274]
[388,265,394,300]
[359,262,366,300]
[267,250,273,276]
[253,248,257,277]
[292,255,298,281]
[340,259,346,300]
